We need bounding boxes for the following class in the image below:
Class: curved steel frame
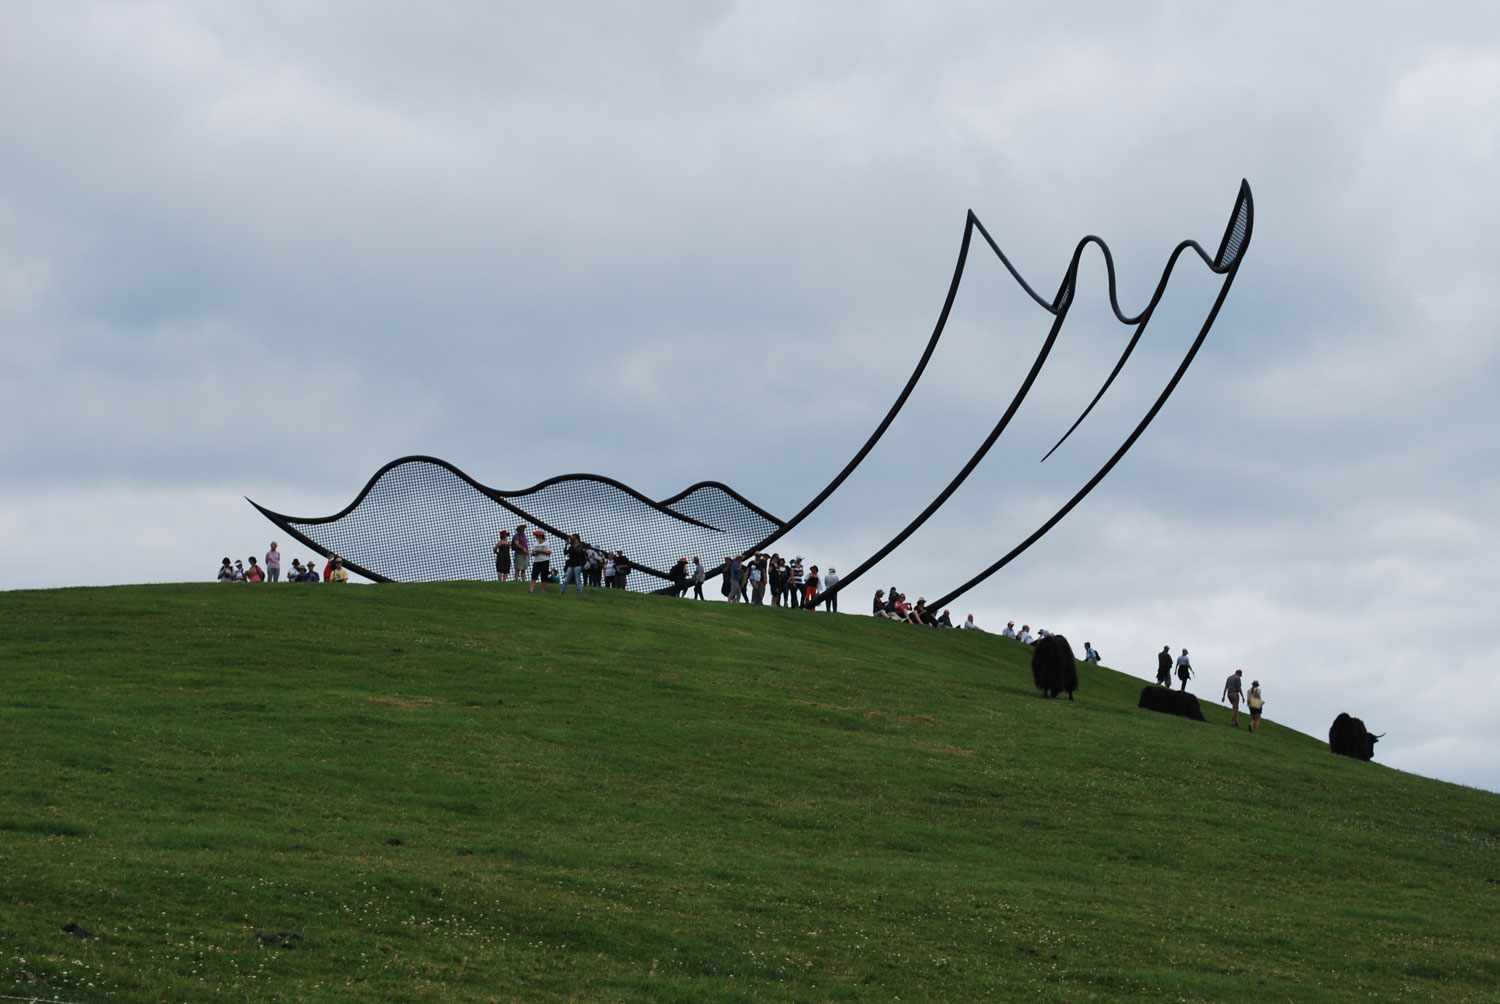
[809,179,1254,609]
[252,181,1252,596]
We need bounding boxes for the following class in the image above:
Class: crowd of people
[492,525,635,594]
[216,543,348,583]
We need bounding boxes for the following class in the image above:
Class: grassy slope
[0,582,1496,1003]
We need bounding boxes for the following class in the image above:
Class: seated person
[936,609,953,628]
[872,589,887,616]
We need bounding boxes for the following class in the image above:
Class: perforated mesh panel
[260,458,782,589]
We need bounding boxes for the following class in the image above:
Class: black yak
[1031,633,1079,700]
[1329,712,1380,761]
[1138,685,1206,721]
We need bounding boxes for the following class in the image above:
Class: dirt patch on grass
[927,744,975,758]
[367,695,444,709]
[795,699,860,712]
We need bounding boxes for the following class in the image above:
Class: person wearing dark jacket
[1157,645,1173,687]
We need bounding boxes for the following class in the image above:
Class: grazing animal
[1031,633,1079,700]
[1137,685,1206,721]
[1329,713,1380,761]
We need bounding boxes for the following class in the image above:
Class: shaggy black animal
[1137,685,1206,721]
[1031,634,1079,700]
[1329,712,1379,761]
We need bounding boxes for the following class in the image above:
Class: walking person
[558,534,587,597]
[1083,641,1100,664]
[492,530,512,582]
[1176,649,1193,691]
[265,542,282,582]
[528,530,552,593]
[692,557,705,600]
[823,567,840,612]
[1246,680,1265,734]
[1157,645,1173,688]
[1222,668,1245,726]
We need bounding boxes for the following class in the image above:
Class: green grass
[1,582,1496,1002]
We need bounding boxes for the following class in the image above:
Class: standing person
[265,542,282,583]
[603,551,616,587]
[790,557,805,601]
[1176,649,1193,691]
[726,555,744,603]
[768,555,784,607]
[217,557,235,581]
[692,557,705,600]
[823,567,840,612]
[245,556,266,583]
[1157,646,1173,687]
[528,530,552,593]
[558,534,587,597]
[1084,642,1100,664]
[232,560,246,581]
[613,551,631,590]
[749,555,766,605]
[1222,669,1245,726]
[804,565,821,609]
[511,525,530,581]
[492,530,512,582]
[329,558,349,583]
[1246,680,1265,734]
[669,558,690,596]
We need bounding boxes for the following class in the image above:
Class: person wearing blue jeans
[558,533,588,597]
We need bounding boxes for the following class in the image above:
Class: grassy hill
[1,582,1496,1002]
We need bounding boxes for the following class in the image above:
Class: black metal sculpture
[252,181,1252,594]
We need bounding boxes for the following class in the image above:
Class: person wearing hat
[1222,668,1245,726]
[822,567,840,612]
[528,530,552,593]
[1002,621,1016,638]
[1246,679,1265,734]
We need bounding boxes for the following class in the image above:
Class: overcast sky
[3,2,1498,793]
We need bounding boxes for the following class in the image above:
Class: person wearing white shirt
[1084,642,1100,664]
[1002,621,1016,638]
[1017,625,1034,645]
[822,567,840,612]
[962,614,980,630]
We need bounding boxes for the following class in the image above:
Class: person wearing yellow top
[329,557,350,583]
